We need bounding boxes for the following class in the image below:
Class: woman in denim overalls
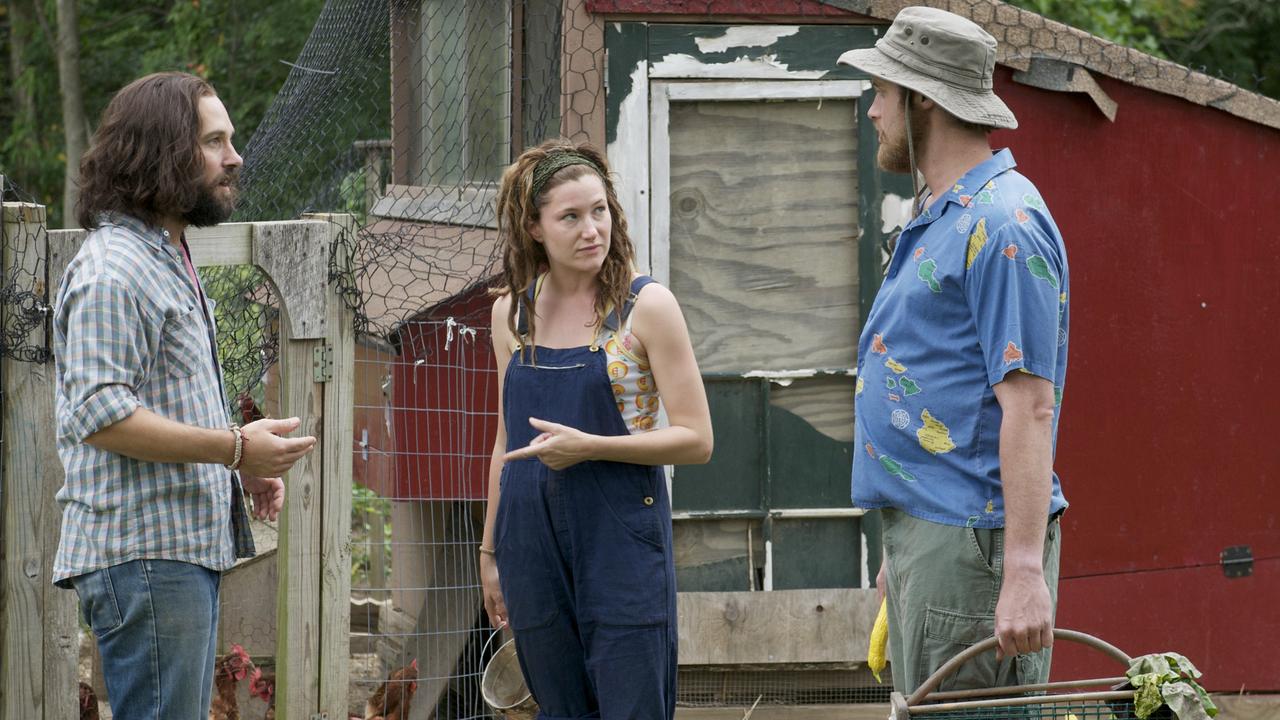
[479,140,713,719]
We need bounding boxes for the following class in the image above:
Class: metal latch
[312,345,333,383]
[1221,545,1253,578]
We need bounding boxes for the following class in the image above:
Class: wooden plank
[560,0,606,147]
[186,222,253,266]
[253,221,331,340]
[677,588,878,665]
[604,21,651,275]
[41,225,79,720]
[646,24,879,81]
[52,220,257,269]
[648,82,670,284]
[389,0,415,185]
[769,375,856,444]
[674,518,761,592]
[1211,695,1280,720]
[663,94,860,374]
[217,551,279,658]
[256,222,331,719]
[675,704,889,720]
[310,215,355,720]
[1,202,68,720]
[666,80,864,101]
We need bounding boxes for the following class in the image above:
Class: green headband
[530,151,602,199]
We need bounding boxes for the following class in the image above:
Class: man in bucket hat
[839,7,1070,694]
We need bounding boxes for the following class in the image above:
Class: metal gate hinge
[312,345,333,383]
[1221,545,1253,578]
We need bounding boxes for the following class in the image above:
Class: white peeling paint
[764,540,774,592]
[880,192,915,234]
[651,53,826,80]
[695,25,800,54]
[860,530,870,589]
[607,61,651,274]
[742,368,857,382]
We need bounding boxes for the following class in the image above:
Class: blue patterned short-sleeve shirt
[852,149,1069,528]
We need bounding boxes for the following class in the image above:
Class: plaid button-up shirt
[52,213,254,586]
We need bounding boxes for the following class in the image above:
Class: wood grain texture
[674,518,763,592]
[40,225,79,720]
[769,375,856,443]
[308,215,355,720]
[186,222,253,266]
[666,99,859,374]
[1210,695,1280,720]
[254,220,331,340]
[217,550,279,657]
[2,203,75,720]
[677,588,878,665]
[257,219,332,719]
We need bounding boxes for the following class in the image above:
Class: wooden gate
[0,199,355,720]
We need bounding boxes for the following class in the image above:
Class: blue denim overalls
[494,276,677,719]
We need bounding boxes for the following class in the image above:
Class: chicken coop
[4,0,1278,718]
[343,0,1279,714]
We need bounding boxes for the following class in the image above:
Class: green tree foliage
[1006,0,1280,101]
[1,0,324,225]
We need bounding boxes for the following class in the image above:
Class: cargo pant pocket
[920,606,1016,692]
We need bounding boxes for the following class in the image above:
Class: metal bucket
[481,637,539,719]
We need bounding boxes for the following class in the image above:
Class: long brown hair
[76,72,216,230]
[494,139,635,346]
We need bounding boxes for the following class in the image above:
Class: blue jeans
[72,559,221,720]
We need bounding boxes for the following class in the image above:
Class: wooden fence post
[1,201,77,720]
[253,216,354,720]
[309,213,355,720]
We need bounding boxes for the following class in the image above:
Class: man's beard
[184,169,240,227]
[877,108,929,174]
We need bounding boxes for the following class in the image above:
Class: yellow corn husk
[868,597,889,683]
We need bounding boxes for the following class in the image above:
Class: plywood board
[675,519,762,592]
[677,588,878,665]
[769,375,856,444]
[666,98,859,374]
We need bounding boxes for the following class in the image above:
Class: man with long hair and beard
[838,7,1071,695]
[51,72,316,719]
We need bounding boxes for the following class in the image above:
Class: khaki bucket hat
[837,6,1018,129]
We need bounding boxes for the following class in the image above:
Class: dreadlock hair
[493,139,635,353]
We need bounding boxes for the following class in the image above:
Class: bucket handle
[906,628,1133,707]
[479,621,509,661]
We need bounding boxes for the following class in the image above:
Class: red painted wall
[991,67,1280,690]
[390,286,497,501]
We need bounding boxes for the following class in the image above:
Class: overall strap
[602,275,656,333]
[514,275,544,341]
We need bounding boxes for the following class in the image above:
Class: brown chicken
[239,394,266,425]
[209,643,252,720]
[248,666,275,720]
[79,681,100,720]
[363,658,419,720]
